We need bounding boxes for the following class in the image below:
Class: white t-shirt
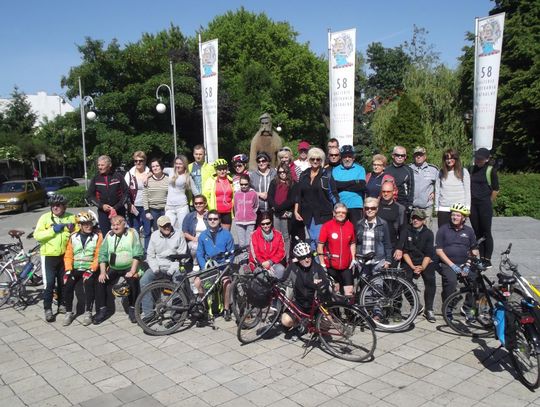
[163,168,189,207]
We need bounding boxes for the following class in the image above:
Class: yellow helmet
[450,202,470,217]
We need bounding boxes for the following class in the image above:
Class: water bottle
[20,262,34,280]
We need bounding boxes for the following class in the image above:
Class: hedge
[60,186,87,207]
[494,173,540,219]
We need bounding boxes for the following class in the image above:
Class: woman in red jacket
[249,212,286,279]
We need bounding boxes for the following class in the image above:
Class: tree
[365,42,411,98]
[458,0,540,171]
[202,8,328,154]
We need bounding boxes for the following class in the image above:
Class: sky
[0,0,494,99]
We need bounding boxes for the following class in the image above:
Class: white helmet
[76,210,98,226]
[293,241,311,258]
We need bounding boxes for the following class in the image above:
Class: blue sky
[1,0,493,98]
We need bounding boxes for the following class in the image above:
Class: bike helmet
[450,202,470,217]
[293,241,311,258]
[340,145,355,155]
[213,158,228,169]
[49,194,68,206]
[232,154,248,164]
[76,210,98,226]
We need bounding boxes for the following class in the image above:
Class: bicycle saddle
[356,252,375,261]
[497,273,517,285]
[8,230,25,238]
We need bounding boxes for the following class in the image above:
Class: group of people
[33,139,498,329]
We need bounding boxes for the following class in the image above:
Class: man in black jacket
[402,209,437,322]
[377,180,407,266]
[384,146,415,213]
[87,155,129,235]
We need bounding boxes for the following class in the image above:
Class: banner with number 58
[473,13,505,151]
[199,37,219,162]
[328,28,356,147]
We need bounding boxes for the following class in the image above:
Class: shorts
[219,211,233,224]
[327,267,354,287]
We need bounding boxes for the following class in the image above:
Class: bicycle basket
[246,275,273,308]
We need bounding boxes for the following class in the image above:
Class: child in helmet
[280,241,330,336]
[231,154,249,192]
[62,210,103,326]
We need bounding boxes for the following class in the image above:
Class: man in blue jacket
[195,209,235,320]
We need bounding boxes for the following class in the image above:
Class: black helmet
[339,145,355,155]
[49,194,68,206]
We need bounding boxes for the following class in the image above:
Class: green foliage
[61,186,88,207]
[366,42,411,98]
[493,173,540,218]
[203,8,328,153]
[384,93,423,153]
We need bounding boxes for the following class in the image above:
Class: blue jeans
[149,208,165,231]
[129,206,152,252]
[307,219,323,251]
[140,269,181,315]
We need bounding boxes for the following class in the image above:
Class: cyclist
[94,215,144,324]
[435,202,478,303]
[281,241,330,338]
[140,215,187,320]
[317,203,356,298]
[203,158,234,230]
[34,194,76,322]
[63,210,103,326]
[402,208,437,322]
[249,212,286,279]
[195,210,235,321]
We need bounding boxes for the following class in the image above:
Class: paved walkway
[1,208,540,406]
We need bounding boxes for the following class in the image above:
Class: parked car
[40,176,79,197]
[0,180,48,213]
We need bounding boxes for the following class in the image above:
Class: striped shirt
[143,174,169,211]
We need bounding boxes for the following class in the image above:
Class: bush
[61,186,87,207]
[493,173,540,219]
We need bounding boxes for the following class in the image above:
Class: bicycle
[0,247,41,308]
[0,229,42,286]
[237,270,376,362]
[351,252,420,332]
[134,248,245,335]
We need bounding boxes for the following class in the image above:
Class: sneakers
[223,309,232,322]
[128,307,137,324]
[424,310,436,323]
[57,305,67,314]
[63,312,74,326]
[392,313,403,322]
[44,309,55,322]
[93,307,108,325]
[82,312,93,326]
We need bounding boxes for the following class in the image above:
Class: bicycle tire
[442,289,494,337]
[358,273,419,332]
[509,320,540,389]
[230,275,251,324]
[237,301,282,344]
[134,280,190,336]
[316,303,376,362]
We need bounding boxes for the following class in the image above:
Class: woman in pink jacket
[233,174,258,249]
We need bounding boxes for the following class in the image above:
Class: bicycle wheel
[358,273,419,332]
[237,300,282,344]
[317,303,376,362]
[28,250,42,286]
[230,275,251,323]
[510,321,540,389]
[134,281,190,336]
[442,289,494,337]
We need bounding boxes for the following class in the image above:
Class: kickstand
[301,332,317,359]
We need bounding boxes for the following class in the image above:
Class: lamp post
[57,94,67,175]
[155,60,178,157]
[78,77,97,189]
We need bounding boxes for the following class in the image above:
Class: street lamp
[155,60,178,157]
[78,77,97,189]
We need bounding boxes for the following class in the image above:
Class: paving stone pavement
[1,209,540,406]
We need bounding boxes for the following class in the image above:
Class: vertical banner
[199,37,219,162]
[329,28,356,146]
[473,13,505,151]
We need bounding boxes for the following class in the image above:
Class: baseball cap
[157,216,172,227]
[413,146,426,155]
[411,208,427,219]
[298,140,311,151]
[474,148,490,160]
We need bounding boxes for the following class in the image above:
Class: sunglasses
[194,202,205,206]
[372,163,383,167]
[234,163,245,167]
[217,167,228,171]
[260,222,272,226]
[329,154,340,157]
[381,190,393,194]
[335,211,347,215]
[257,159,268,164]
[208,217,220,221]
[445,155,457,160]
[365,206,378,211]
[240,183,249,186]
[309,158,322,162]
[393,154,406,158]
[134,159,144,163]
[411,216,424,221]
[278,170,286,174]
[297,255,311,261]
